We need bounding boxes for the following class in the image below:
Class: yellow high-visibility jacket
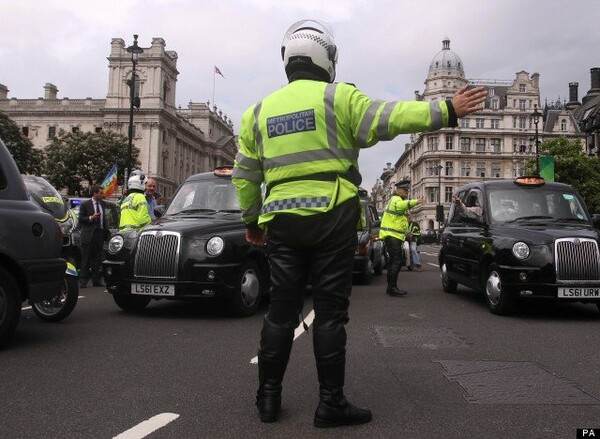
[233,79,455,228]
[379,195,419,241]
[119,191,151,231]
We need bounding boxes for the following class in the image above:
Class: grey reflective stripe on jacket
[261,196,331,214]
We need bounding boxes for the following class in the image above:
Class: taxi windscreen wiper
[505,215,553,223]
[217,209,242,213]
[178,208,217,214]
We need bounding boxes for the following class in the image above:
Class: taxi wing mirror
[154,205,166,218]
[591,213,600,229]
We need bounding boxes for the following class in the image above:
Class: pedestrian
[232,18,487,427]
[119,171,151,231]
[380,181,424,296]
[145,177,158,219]
[78,185,110,288]
[406,213,422,271]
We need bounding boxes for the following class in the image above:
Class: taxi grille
[134,231,180,279]
[555,238,600,283]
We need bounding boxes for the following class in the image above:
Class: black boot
[314,387,373,428]
[256,315,294,423]
[313,323,372,428]
[386,286,408,297]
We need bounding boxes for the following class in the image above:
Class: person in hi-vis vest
[232,18,487,427]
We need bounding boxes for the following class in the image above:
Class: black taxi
[102,167,269,317]
[439,176,600,315]
[353,190,384,284]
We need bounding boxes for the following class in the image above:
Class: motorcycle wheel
[32,276,79,322]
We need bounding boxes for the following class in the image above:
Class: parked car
[420,230,439,244]
[439,176,600,315]
[102,167,269,317]
[353,193,384,284]
[0,139,65,347]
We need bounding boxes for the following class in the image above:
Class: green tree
[527,137,600,214]
[0,111,45,174]
[45,130,140,196]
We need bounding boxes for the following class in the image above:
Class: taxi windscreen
[487,186,589,223]
[166,179,241,215]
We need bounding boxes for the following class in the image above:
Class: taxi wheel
[0,267,21,349]
[229,261,263,317]
[32,276,78,322]
[373,253,383,275]
[113,292,151,312]
[441,262,457,294]
[484,264,515,315]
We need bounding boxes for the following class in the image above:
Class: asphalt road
[2,244,599,439]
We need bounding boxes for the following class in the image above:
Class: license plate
[558,287,600,298]
[131,283,175,296]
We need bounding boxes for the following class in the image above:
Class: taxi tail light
[357,243,368,256]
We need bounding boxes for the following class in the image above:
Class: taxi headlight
[60,217,75,236]
[108,235,124,254]
[512,242,530,260]
[206,236,224,256]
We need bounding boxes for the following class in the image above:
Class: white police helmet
[128,170,146,191]
[281,19,338,83]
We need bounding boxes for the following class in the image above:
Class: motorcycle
[22,175,79,322]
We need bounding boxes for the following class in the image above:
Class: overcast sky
[2,0,599,188]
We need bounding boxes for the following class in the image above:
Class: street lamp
[125,34,144,188]
[531,104,542,175]
[436,163,444,231]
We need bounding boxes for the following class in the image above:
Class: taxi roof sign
[514,176,545,186]
[214,166,234,177]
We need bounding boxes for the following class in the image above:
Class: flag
[100,164,118,197]
[214,65,225,78]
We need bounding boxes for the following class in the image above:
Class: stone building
[571,68,600,155]
[0,37,236,199]
[373,38,584,231]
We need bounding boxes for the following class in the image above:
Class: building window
[490,138,501,153]
[513,161,525,178]
[561,119,567,130]
[461,161,471,177]
[491,100,499,110]
[95,126,103,133]
[491,162,501,178]
[489,88,495,97]
[519,100,526,110]
[491,119,500,129]
[513,117,517,128]
[71,126,80,133]
[426,187,437,203]
[445,135,454,150]
[519,117,527,129]
[445,161,453,176]
[476,118,485,129]
[22,126,29,137]
[48,126,56,139]
[427,136,439,151]
[444,187,454,203]
[460,137,471,152]
[460,118,470,128]
[476,162,486,178]
[475,138,486,153]
[132,125,137,138]
[519,84,526,93]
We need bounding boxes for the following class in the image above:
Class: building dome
[428,37,464,77]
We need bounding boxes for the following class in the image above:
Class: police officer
[380,181,423,296]
[232,19,487,427]
[406,213,423,271]
[119,171,151,231]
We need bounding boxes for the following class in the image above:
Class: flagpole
[212,69,216,107]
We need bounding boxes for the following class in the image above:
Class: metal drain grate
[373,326,469,349]
[435,360,600,404]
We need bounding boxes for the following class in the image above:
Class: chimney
[44,83,58,99]
[565,82,581,109]
[0,84,8,99]
[590,68,600,94]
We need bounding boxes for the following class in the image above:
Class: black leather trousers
[258,198,360,395]
[384,236,404,289]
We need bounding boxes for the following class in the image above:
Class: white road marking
[420,251,438,257]
[427,262,439,268]
[113,413,179,439]
[250,309,315,364]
